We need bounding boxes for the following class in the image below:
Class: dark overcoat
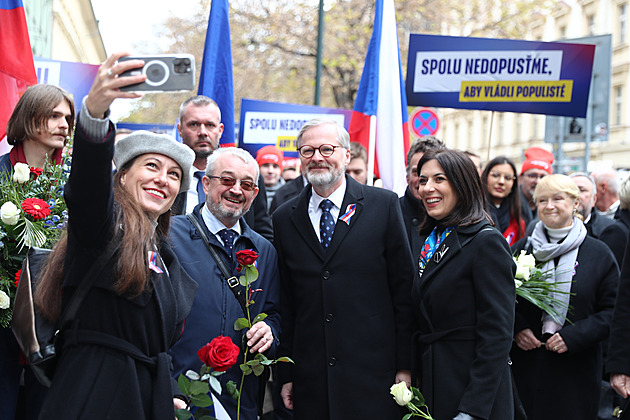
[168,205,281,420]
[607,224,630,378]
[511,234,618,420]
[272,175,415,420]
[412,220,516,420]
[39,120,197,419]
[399,186,428,258]
[599,209,630,267]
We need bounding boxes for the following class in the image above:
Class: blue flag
[198,0,235,146]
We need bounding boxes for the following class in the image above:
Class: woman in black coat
[413,149,516,420]
[511,174,618,420]
[34,52,198,419]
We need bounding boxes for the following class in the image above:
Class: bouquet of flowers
[513,250,573,324]
[390,382,434,419]
[0,160,69,327]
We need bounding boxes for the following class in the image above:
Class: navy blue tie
[218,229,236,260]
[194,171,206,205]
[319,199,335,252]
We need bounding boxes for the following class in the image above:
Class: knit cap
[520,147,554,175]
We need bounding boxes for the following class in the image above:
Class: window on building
[515,115,522,143]
[497,114,504,145]
[616,85,623,126]
[587,15,595,35]
[621,4,627,43]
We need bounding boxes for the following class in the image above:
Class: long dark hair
[417,149,491,230]
[481,156,524,238]
[35,157,172,322]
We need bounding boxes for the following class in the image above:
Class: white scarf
[530,217,586,334]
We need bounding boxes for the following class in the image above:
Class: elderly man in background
[592,169,620,220]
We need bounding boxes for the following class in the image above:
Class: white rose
[390,382,413,406]
[515,279,523,288]
[514,250,536,281]
[12,162,30,184]
[1,202,21,225]
[514,263,530,281]
[518,250,536,269]
[0,290,9,309]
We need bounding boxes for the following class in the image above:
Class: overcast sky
[91,0,200,55]
[90,0,201,119]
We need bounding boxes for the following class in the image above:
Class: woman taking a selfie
[510,174,618,420]
[34,52,197,419]
[412,149,515,420]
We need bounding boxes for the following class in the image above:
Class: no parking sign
[409,107,440,138]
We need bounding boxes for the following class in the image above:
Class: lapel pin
[433,245,449,263]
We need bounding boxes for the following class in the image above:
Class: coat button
[328,357,337,366]
[322,270,330,280]
[412,217,420,227]
[325,313,334,322]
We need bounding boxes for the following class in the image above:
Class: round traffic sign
[410,107,439,137]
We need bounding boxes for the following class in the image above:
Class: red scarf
[9,143,63,168]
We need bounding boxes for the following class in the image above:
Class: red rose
[14,269,21,287]
[30,167,43,177]
[21,198,50,220]
[197,335,240,372]
[235,249,258,267]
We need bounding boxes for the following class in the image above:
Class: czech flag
[197,0,235,147]
[0,0,37,142]
[348,0,409,196]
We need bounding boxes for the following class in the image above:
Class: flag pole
[367,115,376,186]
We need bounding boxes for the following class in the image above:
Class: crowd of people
[2,51,630,420]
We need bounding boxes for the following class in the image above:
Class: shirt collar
[310,177,346,211]
[201,203,242,236]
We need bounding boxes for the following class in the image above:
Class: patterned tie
[194,171,206,205]
[218,229,236,259]
[319,199,335,252]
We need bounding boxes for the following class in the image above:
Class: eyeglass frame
[297,144,341,159]
[207,175,258,192]
[489,172,517,182]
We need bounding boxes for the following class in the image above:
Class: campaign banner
[238,98,352,157]
[406,34,595,117]
[34,56,99,109]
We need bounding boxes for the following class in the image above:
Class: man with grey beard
[272,119,415,419]
[168,147,280,420]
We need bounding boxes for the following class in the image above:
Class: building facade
[24,0,106,65]
[434,0,630,172]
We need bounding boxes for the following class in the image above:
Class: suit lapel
[324,177,364,260]
[290,185,326,259]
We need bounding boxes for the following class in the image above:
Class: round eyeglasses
[297,144,341,158]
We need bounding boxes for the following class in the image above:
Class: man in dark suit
[272,119,415,419]
[600,176,630,266]
[171,95,273,241]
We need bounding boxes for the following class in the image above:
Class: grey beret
[114,130,195,193]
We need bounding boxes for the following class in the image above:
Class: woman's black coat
[412,220,516,420]
[511,233,618,420]
[39,120,197,419]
